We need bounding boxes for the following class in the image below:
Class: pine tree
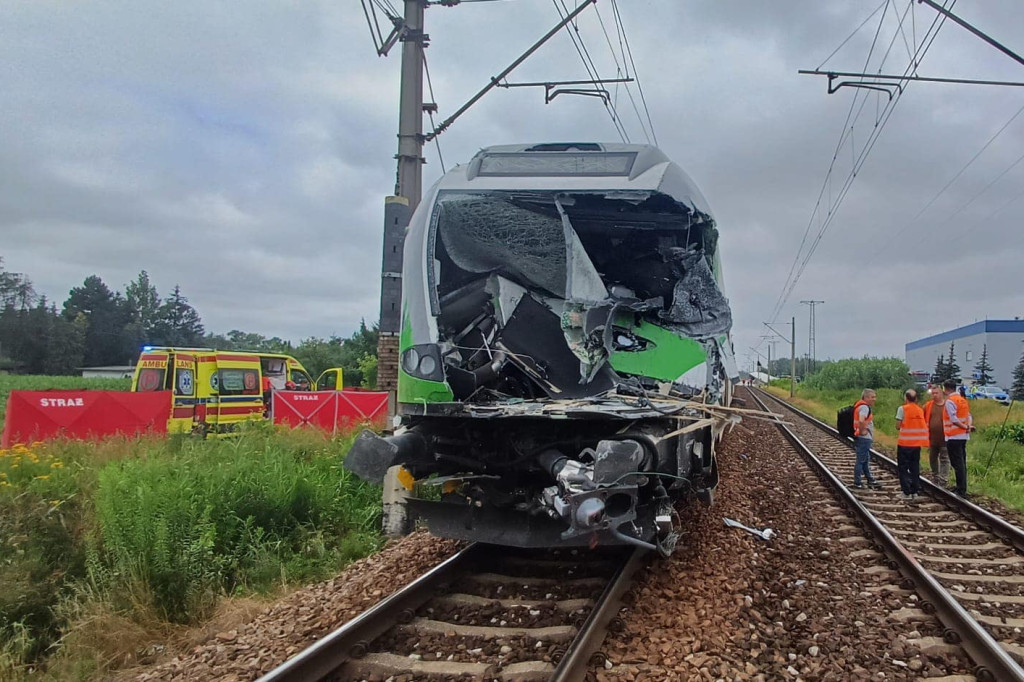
[945,341,961,383]
[973,344,994,386]
[1011,350,1024,401]
[154,285,205,347]
[933,354,947,383]
[125,270,162,346]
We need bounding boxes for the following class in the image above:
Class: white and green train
[346,143,737,555]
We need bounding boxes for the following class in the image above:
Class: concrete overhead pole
[377,0,427,400]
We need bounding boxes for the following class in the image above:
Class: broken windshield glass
[427,190,731,402]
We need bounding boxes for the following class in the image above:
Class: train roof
[433,142,714,218]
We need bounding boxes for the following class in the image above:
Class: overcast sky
[3,1,1024,369]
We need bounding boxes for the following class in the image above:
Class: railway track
[256,543,643,682]
[751,387,1024,681]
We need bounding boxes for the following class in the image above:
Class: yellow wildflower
[34,475,50,481]
[11,464,19,469]
[0,481,9,487]
[50,461,64,469]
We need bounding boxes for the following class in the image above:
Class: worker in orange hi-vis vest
[895,389,929,500]
[852,388,882,490]
[942,378,974,498]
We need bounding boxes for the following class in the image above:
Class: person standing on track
[943,379,974,498]
[895,389,928,500]
[853,389,882,490]
[924,385,950,487]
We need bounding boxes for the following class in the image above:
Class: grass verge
[0,422,381,680]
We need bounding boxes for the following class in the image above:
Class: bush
[981,422,1024,446]
[0,441,89,665]
[804,357,912,392]
[92,425,381,622]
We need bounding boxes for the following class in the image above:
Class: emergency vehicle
[131,348,344,434]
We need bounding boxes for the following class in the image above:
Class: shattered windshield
[425,190,732,401]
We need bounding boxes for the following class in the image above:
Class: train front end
[345,143,737,554]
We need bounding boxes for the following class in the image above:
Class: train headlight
[402,348,420,373]
[418,355,437,376]
[400,344,445,382]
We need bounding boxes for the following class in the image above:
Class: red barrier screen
[272,391,388,434]
[2,390,171,447]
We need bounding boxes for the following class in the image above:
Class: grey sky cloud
[3,1,1023,368]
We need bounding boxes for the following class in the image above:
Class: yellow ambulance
[131,347,344,434]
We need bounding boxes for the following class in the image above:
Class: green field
[766,385,1024,513]
[0,375,131,427]
[0,375,381,680]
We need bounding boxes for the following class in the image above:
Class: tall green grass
[0,423,382,676]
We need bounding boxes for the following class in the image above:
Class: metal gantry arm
[496,77,634,104]
[801,1,1024,95]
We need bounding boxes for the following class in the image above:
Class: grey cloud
[3,0,1024,362]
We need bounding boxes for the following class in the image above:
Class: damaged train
[345,142,738,555]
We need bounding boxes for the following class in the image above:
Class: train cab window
[218,369,260,396]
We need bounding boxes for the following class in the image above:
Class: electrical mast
[376,1,427,401]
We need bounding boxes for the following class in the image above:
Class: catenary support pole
[377,0,427,404]
[790,316,796,398]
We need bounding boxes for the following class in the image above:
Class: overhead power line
[769,0,954,322]
[871,101,1024,257]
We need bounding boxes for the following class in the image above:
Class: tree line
[0,258,378,386]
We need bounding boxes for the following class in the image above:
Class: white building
[79,365,135,379]
[906,320,1024,388]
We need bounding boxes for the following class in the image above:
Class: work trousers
[929,442,950,487]
[947,439,968,496]
[853,437,875,486]
[896,446,921,496]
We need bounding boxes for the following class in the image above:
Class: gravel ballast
[125,532,462,681]
[590,398,974,681]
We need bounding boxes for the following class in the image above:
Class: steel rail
[255,542,483,682]
[550,546,646,681]
[755,389,1024,554]
[749,388,1024,682]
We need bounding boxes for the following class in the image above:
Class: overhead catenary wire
[770,0,954,322]
[815,0,890,71]
[551,0,629,143]
[940,148,1024,248]
[776,4,952,314]
[869,100,1024,256]
[594,4,651,144]
[771,0,900,322]
[610,0,658,146]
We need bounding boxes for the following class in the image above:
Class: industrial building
[906,319,1024,389]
